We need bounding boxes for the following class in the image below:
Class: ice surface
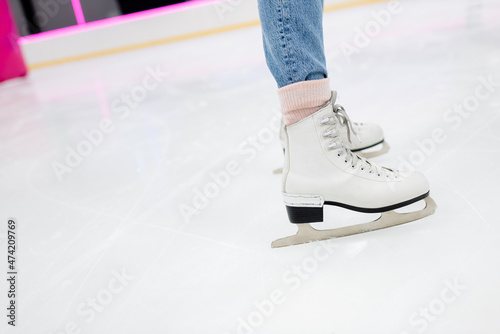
[1,0,500,333]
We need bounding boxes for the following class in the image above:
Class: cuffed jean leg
[257,0,327,88]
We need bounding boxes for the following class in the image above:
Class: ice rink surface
[1,0,500,333]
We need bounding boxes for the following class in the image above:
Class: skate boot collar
[286,91,337,128]
[287,91,359,144]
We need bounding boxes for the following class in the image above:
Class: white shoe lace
[319,104,398,179]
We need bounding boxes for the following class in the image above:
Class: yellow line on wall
[28,0,389,70]
[324,0,389,12]
[28,20,260,70]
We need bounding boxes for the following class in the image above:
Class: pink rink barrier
[0,0,27,83]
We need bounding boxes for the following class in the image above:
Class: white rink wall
[19,0,369,69]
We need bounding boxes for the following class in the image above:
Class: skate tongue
[330,91,338,105]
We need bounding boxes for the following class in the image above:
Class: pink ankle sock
[278,78,331,125]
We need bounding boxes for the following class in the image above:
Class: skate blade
[271,196,436,248]
[355,141,390,159]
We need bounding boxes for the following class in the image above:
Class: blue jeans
[257,0,328,88]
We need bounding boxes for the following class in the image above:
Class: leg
[257,0,327,88]
[258,0,332,126]
[258,0,388,154]
[257,1,436,247]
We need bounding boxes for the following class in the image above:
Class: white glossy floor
[1,0,500,333]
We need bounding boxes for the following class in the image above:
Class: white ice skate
[272,92,436,248]
[273,92,389,174]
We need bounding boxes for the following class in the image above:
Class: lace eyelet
[323,130,333,138]
[326,142,337,150]
[344,160,348,163]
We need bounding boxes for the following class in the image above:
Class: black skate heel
[285,206,323,224]
[273,197,437,248]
